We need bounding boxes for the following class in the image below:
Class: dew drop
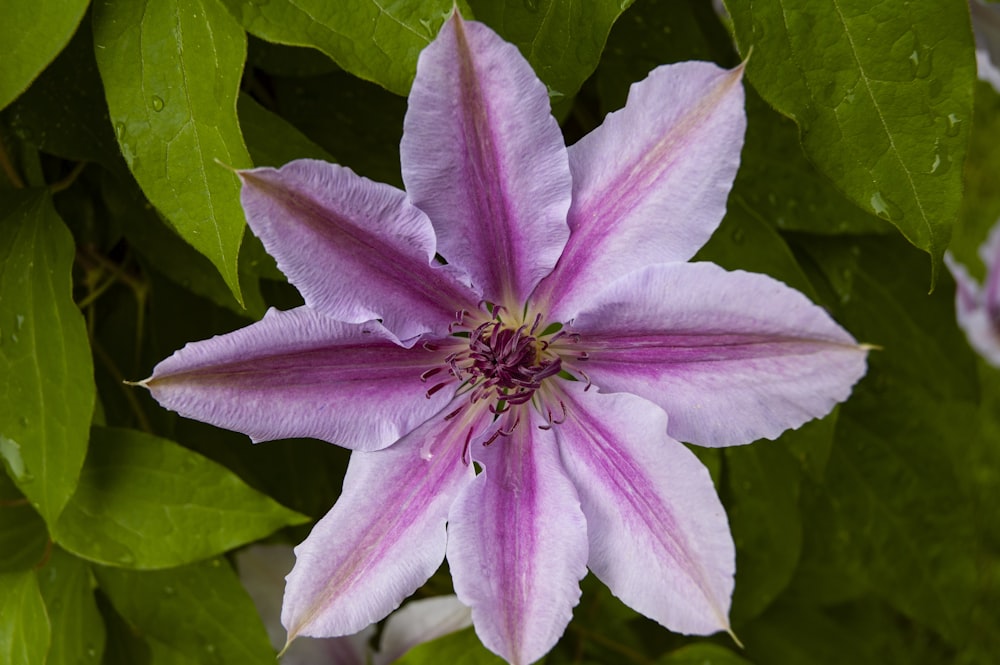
[114,122,126,140]
[0,437,29,483]
[523,0,539,12]
[908,45,933,79]
[869,191,903,222]
[730,227,746,245]
[18,416,28,427]
[164,585,176,597]
[929,141,951,175]
[210,558,222,568]
[86,645,98,660]
[151,95,165,112]
[15,314,24,330]
[118,552,135,565]
[945,112,962,137]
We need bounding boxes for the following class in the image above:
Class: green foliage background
[1,0,997,663]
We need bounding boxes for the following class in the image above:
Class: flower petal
[946,252,1000,367]
[239,161,479,340]
[146,307,453,451]
[447,409,588,665]
[571,263,867,447]
[282,407,481,640]
[552,383,735,636]
[532,62,746,321]
[374,596,472,665]
[401,14,572,308]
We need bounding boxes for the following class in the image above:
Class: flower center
[456,316,563,408]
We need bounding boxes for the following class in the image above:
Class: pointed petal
[146,307,453,450]
[447,409,588,665]
[401,14,572,308]
[282,407,483,640]
[374,596,472,665]
[533,62,746,320]
[570,263,867,447]
[552,383,734,636]
[239,161,478,340]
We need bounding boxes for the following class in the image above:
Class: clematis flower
[144,13,867,665]
[946,220,1000,367]
[236,544,472,665]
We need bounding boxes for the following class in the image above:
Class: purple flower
[947,220,1000,366]
[145,14,867,665]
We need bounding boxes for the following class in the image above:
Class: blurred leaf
[596,0,738,114]
[246,36,339,78]
[3,20,126,177]
[0,569,50,664]
[93,0,253,301]
[951,80,1000,280]
[100,174,265,319]
[96,557,275,664]
[468,0,633,111]
[54,427,307,569]
[0,190,94,526]
[790,234,978,644]
[268,71,406,185]
[220,0,456,95]
[0,498,47,572]
[657,643,753,665]
[37,547,106,665]
[237,93,334,167]
[395,627,505,665]
[696,203,817,300]
[725,441,802,625]
[726,0,975,279]
[0,0,88,111]
[741,603,879,665]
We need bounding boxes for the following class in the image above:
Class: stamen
[426,381,449,398]
[421,367,443,382]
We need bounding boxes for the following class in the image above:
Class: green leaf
[36,547,106,665]
[468,0,633,110]
[96,557,275,664]
[0,499,48,573]
[725,0,976,278]
[657,643,754,665]
[93,0,253,301]
[741,603,879,665]
[725,441,802,625]
[220,0,456,95]
[0,0,89,111]
[0,190,94,526]
[0,569,50,664]
[3,20,126,177]
[54,427,307,569]
[789,234,978,643]
[395,627,505,665]
[733,89,893,236]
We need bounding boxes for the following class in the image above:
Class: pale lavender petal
[240,161,479,341]
[401,14,572,308]
[447,410,588,665]
[373,596,472,665]
[146,307,453,451]
[282,407,484,641]
[552,383,734,636]
[946,251,1000,367]
[532,61,746,321]
[235,544,371,665]
[570,263,867,447]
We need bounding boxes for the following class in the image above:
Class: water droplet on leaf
[523,0,539,12]
[908,44,933,79]
[164,585,176,596]
[114,122,126,140]
[945,113,962,137]
[151,95,165,112]
[730,228,746,245]
[869,191,902,222]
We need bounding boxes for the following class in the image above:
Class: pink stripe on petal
[553,383,735,636]
[282,405,484,640]
[571,263,867,447]
[533,62,745,320]
[447,408,587,665]
[240,161,479,341]
[401,14,572,308]
[147,307,453,451]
